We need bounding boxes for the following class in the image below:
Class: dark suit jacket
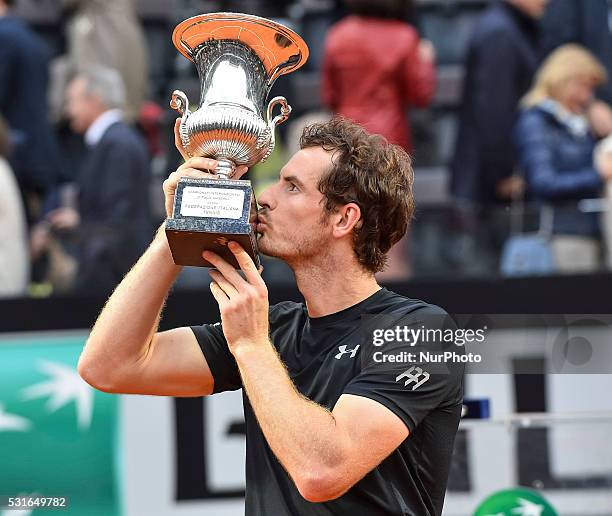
[0,15,60,193]
[75,121,153,293]
[450,1,540,204]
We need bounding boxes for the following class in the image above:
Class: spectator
[514,44,610,272]
[0,115,29,297]
[321,0,436,280]
[44,66,153,293]
[321,0,435,153]
[61,0,148,122]
[541,0,612,103]
[540,0,612,138]
[0,0,61,214]
[450,0,549,205]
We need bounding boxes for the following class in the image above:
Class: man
[0,0,61,209]
[45,66,152,293]
[78,118,464,515]
[451,0,549,204]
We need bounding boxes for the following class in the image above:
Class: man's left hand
[204,242,270,354]
[47,207,80,231]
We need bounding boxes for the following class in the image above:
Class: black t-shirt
[191,288,465,516]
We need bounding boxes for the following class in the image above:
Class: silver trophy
[165,12,309,268]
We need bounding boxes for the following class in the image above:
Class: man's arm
[234,343,408,502]
[77,222,216,396]
[78,153,247,396]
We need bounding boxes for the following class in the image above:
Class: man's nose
[257,184,274,210]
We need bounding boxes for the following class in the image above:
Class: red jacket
[322,16,436,152]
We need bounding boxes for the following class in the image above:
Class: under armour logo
[396,366,430,391]
[334,345,360,360]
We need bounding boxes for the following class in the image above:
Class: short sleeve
[190,323,242,394]
[343,306,465,434]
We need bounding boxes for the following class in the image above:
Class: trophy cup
[165,13,309,268]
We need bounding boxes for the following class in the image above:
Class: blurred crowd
[2,0,612,298]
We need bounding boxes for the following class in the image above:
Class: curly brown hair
[300,117,415,273]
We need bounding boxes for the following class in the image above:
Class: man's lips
[256,213,269,230]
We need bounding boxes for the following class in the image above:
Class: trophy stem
[216,159,237,179]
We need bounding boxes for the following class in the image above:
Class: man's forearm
[234,342,347,486]
[78,223,181,380]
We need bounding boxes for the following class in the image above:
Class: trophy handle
[267,96,291,127]
[262,96,292,162]
[170,90,193,157]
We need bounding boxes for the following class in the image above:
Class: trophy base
[165,177,260,269]
[165,219,260,269]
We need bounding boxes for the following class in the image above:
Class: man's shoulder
[269,300,304,324]
[472,4,522,44]
[99,122,148,157]
[368,288,448,318]
[103,121,143,143]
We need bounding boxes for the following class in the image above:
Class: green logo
[474,488,558,516]
[0,335,120,515]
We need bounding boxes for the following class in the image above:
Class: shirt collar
[85,109,123,146]
[537,99,590,138]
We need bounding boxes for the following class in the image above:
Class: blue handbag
[500,204,556,276]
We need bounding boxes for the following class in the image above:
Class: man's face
[256,146,335,265]
[65,77,100,134]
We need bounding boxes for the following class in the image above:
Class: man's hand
[204,241,269,353]
[496,175,525,201]
[47,207,80,231]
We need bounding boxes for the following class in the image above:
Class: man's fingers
[227,242,264,286]
[203,250,247,289]
[209,269,238,299]
[178,157,219,172]
[209,281,229,308]
[163,168,216,194]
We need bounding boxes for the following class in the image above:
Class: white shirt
[85,109,124,147]
[0,158,29,297]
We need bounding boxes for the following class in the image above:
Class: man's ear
[333,203,362,238]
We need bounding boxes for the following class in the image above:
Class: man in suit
[47,66,152,293]
[0,0,61,210]
[450,0,549,205]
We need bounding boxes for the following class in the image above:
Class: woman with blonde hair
[514,44,612,272]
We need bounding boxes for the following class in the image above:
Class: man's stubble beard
[256,222,330,267]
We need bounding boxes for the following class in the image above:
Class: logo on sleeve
[334,345,360,360]
[396,366,430,390]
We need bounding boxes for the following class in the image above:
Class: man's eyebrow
[281,174,306,189]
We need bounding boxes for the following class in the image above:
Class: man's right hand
[164,119,248,218]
